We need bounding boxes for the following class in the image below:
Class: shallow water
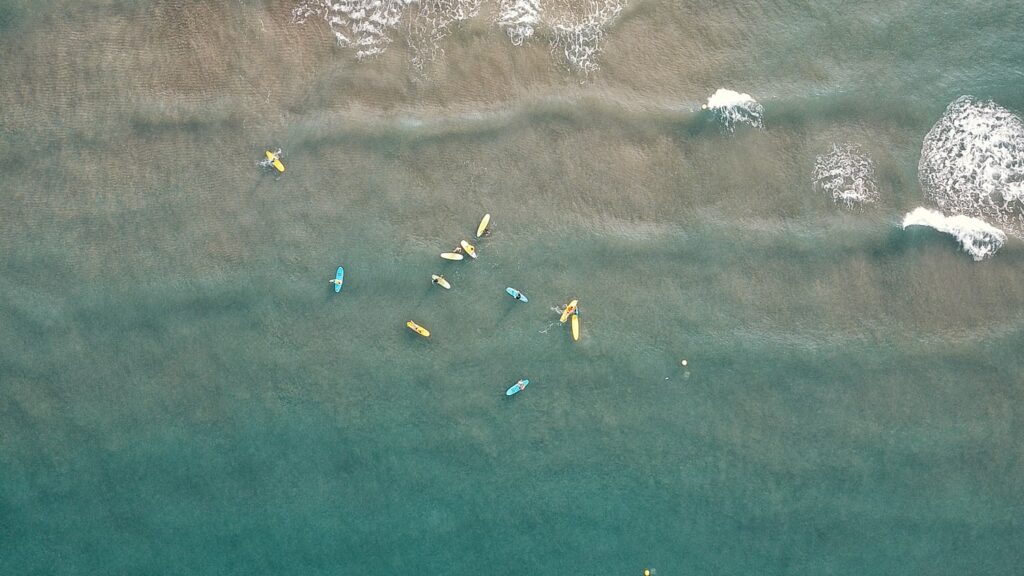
[2,1,1024,574]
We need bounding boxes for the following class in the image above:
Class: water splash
[812,143,878,208]
[919,96,1024,238]
[258,149,283,169]
[902,207,1006,261]
[701,89,764,131]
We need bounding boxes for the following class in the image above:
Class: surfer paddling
[263,148,285,173]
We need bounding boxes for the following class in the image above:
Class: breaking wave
[701,89,764,131]
[902,207,1006,261]
[293,0,625,74]
[918,96,1024,238]
[812,143,878,207]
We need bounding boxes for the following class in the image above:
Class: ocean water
[2,1,1024,574]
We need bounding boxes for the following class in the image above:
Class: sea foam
[406,0,483,70]
[702,89,764,130]
[497,0,542,46]
[292,0,479,65]
[919,96,1024,238]
[812,143,878,207]
[292,0,411,60]
[901,207,1006,261]
[548,0,624,74]
[294,0,624,74]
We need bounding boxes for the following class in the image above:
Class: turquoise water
[2,1,1024,574]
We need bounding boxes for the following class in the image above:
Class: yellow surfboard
[431,274,451,289]
[559,299,578,323]
[441,252,464,261]
[265,150,284,173]
[406,321,430,338]
[460,240,477,259]
[476,213,490,238]
[571,311,580,342]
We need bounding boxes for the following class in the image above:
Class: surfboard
[265,150,284,173]
[334,266,344,292]
[441,252,464,261]
[406,321,430,338]
[506,379,529,396]
[506,287,528,302]
[571,310,580,341]
[432,274,451,289]
[559,299,578,323]
[476,213,491,238]
[460,240,477,259]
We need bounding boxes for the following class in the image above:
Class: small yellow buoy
[644,570,651,576]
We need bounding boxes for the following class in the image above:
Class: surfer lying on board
[329,279,343,287]
[261,148,285,175]
[431,275,444,285]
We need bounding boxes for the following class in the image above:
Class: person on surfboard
[431,275,445,285]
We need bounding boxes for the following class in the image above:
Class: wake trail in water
[902,207,1006,261]
[919,96,1024,238]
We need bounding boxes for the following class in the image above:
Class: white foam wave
[497,0,542,46]
[901,207,1006,261]
[812,143,878,207]
[919,96,1024,238]
[701,88,764,130]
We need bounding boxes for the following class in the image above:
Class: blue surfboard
[506,379,529,396]
[334,266,344,292]
[505,287,528,302]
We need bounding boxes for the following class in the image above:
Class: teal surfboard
[334,266,344,292]
[505,287,528,302]
[506,379,529,396]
